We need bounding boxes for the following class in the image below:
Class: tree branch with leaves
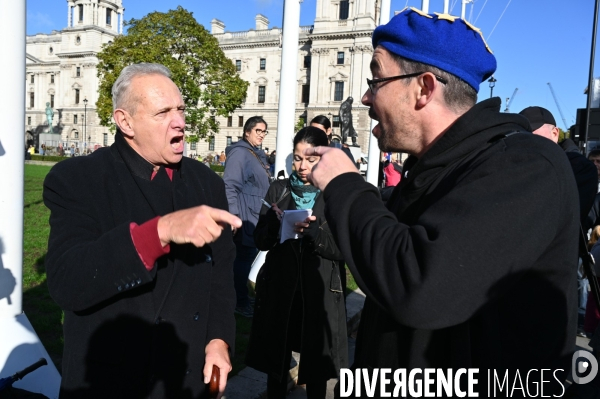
[96,6,249,141]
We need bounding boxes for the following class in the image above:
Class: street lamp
[488,76,497,98]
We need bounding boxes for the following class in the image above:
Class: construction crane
[547,83,569,130]
[504,88,518,113]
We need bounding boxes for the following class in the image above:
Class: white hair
[112,63,172,114]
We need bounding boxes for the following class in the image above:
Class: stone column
[309,49,320,104]
[120,8,124,34]
[67,2,73,27]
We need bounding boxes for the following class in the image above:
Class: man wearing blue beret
[306,8,578,396]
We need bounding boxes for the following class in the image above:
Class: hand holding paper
[279,209,313,243]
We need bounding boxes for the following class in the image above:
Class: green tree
[557,128,568,142]
[96,6,249,140]
[295,116,306,133]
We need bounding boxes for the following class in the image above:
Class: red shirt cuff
[130,216,170,271]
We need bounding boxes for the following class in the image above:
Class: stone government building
[25,0,380,156]
[26,0,124,153]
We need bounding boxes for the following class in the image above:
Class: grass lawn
[22,163,357,377]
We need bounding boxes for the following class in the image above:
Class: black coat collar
[113,132,182,181]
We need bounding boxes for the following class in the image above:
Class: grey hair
[389,53,477,114]
[112,63,172,114]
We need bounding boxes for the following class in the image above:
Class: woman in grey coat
[223,116,271,317]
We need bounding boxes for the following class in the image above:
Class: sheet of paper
[279,209,313,243]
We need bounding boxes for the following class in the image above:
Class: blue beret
[372,8,496,93]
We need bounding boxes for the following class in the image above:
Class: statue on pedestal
[45,102,54,132]
[339,96,358,146]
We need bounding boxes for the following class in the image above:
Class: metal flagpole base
[0,312,61,398]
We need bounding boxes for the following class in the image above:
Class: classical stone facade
[25,0,378,156]
[192,0,379,156]
[25,0,124,153]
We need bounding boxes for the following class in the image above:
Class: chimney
[255,14,269,30]
[211,19,225,34]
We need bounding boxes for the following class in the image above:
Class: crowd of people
[40,7,600,399]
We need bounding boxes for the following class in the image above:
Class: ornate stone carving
[310,48,330,55]
[353,45,373,53]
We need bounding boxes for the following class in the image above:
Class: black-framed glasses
[255,129,269,136]
[366,72,447,94]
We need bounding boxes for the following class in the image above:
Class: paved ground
[285,337,355,399]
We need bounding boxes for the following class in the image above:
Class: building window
[29,92,34,108]
[301,84,310,103]
[304,55,311,68]
[76,67,81,77]
[227,116,232,127]
[236,60,241,72]
[190,142,197,150]
[74,131,79,139]
[103,133,108,146]
[49,47,53,54]
[76,36,81,45]
[339,0,349,20]
[106,8,112,25]
[30,75,34,84]
[334,82,344,101]
[260,58,266,71]
[227,136,232,146]
[337,52,345,65]
[78,4,84,22]
[209,136,215,151]
[75,89,80,104]
[258,86,266,103]
[238,116,244,127]
[74,114,78,124]
[27,117,31,125]
[50,94,54,108]
[333,115,340,127]
[50,74,55,84]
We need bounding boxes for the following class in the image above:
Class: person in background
[310,115,355,165]
[246,126,347,399]
[224,116,271,318]
[269,149,276,176]
[383,157,402,187]
[219,151,227,166]
[589,149,600,192]
[585,225,600,337]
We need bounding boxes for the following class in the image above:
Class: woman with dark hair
[246,126,348,399]
[310,114,332,136]
[224,115,272,317]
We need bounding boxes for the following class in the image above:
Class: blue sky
[27,0,599,130]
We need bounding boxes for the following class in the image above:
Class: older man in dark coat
[43,63,241,399]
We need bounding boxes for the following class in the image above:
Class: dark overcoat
[245,179,348,384]
[43,133,236,398]
[324,98,580,396]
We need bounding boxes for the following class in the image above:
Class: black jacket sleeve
[43,162,155,312]
[323,147,578,330]
[565,152,597,227]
